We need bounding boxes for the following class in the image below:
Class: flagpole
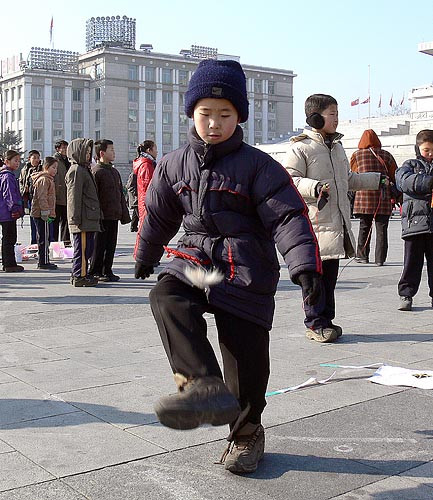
[368,64,371,128]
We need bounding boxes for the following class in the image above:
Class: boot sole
[154,400,241,430]
[305,330,339,343]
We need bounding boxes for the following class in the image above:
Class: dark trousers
[1,220,17,268]
[130,208,139,232]
[52,204,70,244]
[30,215,38,244]
[89,220,118,276]
[398,233,433,298]
[356,213,390,264]
[149,274,270,425]
[34,218,50,266]
[303,259,339,330]
[71,232,95,278]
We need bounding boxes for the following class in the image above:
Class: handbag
[369,148,402,203]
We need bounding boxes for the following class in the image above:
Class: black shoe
[154,375,241,430]
[71,276,98,287]
[375,262,384,266]
[3,265,24,272]
[330,323,343,337]
[99,274,120,282]
[38,263,58,270]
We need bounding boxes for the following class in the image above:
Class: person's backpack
[126,171,138,208]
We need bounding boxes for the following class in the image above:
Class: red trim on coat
[164,246,212,266]
[209,187,250,200]
[227,242,235,280]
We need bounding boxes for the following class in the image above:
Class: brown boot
[154,374,240,430]
[219,424,265,474]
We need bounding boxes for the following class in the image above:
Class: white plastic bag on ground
[368,365,433,389]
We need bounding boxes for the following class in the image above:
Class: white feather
[184,266,224,289]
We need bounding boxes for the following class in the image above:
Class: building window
[179,114,188,126]
[268,119,276,131]
[32,108,43,121]
[95,130,101,140]
[146,89,155,103]
[162,91,172,104]
[179,133,187,145]
[11,88,15,101]
[94,63,102,79]
[95,88,101,101]
[163,132,172,145]
[72,130,81,139]
[162,68,172,84]
[268,81,275,95]
[72,110,82,122]
[145,66,155,82]
[128,88,139,102]
[11,110,15,122]
[254,79,262,94]
[146,110,155,123]
[178,70,188,86]
[18,86,22,99]
[53,129,62,140]
[129,131,138,147]
[128,64,138,80]
[128,109,138,123]
[146,132,155,141]
[52,87,63,101]
[95,109,100,123]
[254,118,262,130]
[5,111,9,122]
[18,109,23,121]
[4,90,8,102]
[268,101,276,113]
[52,109,63,121]
[72,89,81,101]
[32,129,42,141]
[179,93,184,106]
[254,100,262,111]
[163,112,172,125]
[32,86,43,99]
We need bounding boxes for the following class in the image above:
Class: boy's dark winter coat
[135,126,321,329]
[91,162,130,223]
[396,157,433,238]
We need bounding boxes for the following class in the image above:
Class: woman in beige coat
[285,94,383,343]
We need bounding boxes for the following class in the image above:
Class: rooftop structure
[86,16,136,52]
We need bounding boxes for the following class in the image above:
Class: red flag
[378,95,382,108]
[389,94,393,107]
[351,98,359,107]
[400,94,404,105]
[361,96,370,104]
[50,17,53,44]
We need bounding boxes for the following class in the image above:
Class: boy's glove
[11,211,21,219]
[40,210,50,222]
[294,271,322,306]
[134,262,154,279]
[48,217,55,224]
[315,182,330,211]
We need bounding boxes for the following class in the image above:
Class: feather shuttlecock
[184,266,224,289]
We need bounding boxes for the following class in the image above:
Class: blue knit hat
[184,59,249,123]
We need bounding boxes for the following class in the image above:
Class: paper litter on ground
[368,365,433,389]
[266,372,336,397]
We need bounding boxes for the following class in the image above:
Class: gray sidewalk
[0,216,432,500]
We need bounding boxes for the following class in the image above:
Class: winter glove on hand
[40,210,50,222]
[134,262,154,279]
[295,271,322,306]
[48,217,55,224]
[11,211,21,219]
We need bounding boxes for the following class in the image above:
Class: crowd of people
[1,59,432,475]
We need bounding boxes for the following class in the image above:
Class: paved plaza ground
[0,215,433,499]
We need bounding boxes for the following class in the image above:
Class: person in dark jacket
[396,129,433,311]
[134,59,322,474]
[89,139,130,282]
[53,140,71,246]
[65,138,100,287]
[0,150,24,272]
[350,129,398,266]
[18,150,41,244]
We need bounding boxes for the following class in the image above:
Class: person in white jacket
[285,94,385,343]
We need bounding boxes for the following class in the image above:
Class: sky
[2,0,433,129]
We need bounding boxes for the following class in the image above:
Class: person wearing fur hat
[65,138,101,287]
[134,59,322,474]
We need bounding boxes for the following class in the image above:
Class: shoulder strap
[369,147,389,175]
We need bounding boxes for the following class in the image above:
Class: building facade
[1,42,295,176]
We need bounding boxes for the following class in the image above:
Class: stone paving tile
[0,381,78,426]
[0,452,54,493]
[0,341,66,368]
[400,460,433,488]
[330,475,433,499]
[2,358,129,394]
[0,480,88,499]
[0,440,14,454]
[8,327,99,349]
[0,412,165,477]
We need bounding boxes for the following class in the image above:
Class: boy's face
[193,98,239,145]
[30,154,40,167]
[86,147,92,162]
[320,104,339,135]
[102,144,115,163]
[419,141,433,161]
[57,144,67,156]
[47,162,58,177]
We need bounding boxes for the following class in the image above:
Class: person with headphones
[285,94,385,343]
